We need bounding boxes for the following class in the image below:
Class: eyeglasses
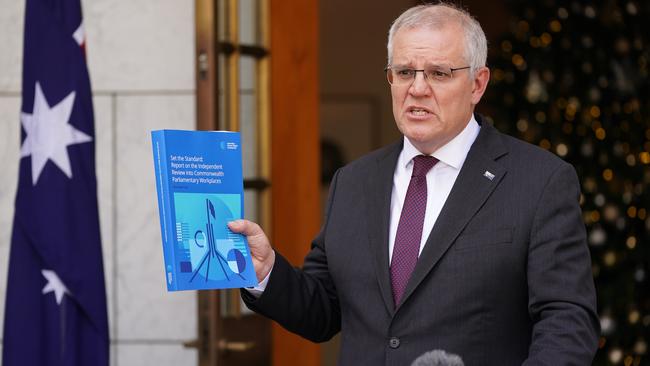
[385,65,471,86]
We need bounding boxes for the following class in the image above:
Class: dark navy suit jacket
[243,117,599,365]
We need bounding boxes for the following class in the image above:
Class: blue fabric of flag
[2,0,109,365]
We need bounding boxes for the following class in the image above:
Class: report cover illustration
[151,130,257,291]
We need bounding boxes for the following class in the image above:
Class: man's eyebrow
[390,63,451,69]
[424,63,452,68]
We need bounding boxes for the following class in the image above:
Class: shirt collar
[400,114,480,170]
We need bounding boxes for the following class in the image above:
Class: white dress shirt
[248,116,480,294]
[388,116,480,263]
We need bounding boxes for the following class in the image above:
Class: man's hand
[228,219,275,283]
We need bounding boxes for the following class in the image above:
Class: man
[229,3,599,365]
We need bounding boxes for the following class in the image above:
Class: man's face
[390,25,489,154]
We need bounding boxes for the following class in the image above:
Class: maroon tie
[390,155,437,306]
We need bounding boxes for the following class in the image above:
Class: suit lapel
[366,141,402,315]
[398,122,509,310]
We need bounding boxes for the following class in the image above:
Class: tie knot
[411,155,437,177]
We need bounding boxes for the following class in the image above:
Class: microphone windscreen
[410,349,465,366]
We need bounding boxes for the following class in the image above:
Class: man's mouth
[407,106,433,117]
[410,108,429,116]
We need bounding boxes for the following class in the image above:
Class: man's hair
[386,2,488,76]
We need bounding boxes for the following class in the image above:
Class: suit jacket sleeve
[240,170,342,343]
[523,163,600,365]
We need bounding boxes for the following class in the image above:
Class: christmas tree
[485,1,649,364]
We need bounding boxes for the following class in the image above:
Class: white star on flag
[20,81,93,185]
[72,21,85,46]
[41,269,70,305]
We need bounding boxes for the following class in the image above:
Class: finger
[228,219,262,236]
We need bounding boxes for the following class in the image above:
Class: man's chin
[403,128,436,144]
[402,134,432,151]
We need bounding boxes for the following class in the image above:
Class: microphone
[410,350,465,366]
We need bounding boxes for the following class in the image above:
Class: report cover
[151,130,257,291]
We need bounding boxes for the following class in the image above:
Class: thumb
[227,219,274,282]
[228,219,262,236]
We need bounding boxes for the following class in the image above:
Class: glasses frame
[384,65,471,86]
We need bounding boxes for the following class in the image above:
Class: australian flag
[2,0,109,365]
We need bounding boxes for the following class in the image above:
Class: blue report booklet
[151,130,257,291]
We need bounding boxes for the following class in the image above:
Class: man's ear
[471,67,490,105]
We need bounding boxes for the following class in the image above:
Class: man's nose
[409,72,432,96]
